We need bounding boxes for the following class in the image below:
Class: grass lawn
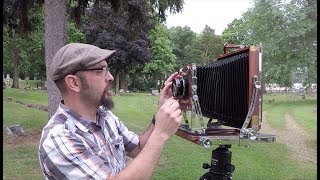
[263,93,317,136]
[3,88,317,179]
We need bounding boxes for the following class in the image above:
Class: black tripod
[199,145,235,180]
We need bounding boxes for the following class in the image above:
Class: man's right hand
[153,98,182,141]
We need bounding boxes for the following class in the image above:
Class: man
[38,43,182,179]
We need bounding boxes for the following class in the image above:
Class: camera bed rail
[176,126,276,147]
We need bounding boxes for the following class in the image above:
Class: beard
[79,74,114,110]
[100,90,114,110]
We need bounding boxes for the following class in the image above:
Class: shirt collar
[59,101,107,132]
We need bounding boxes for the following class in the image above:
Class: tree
[283,0,317,87]
[221,0,317,87]
[221,18,247,44]
[144,24,176,91]
[149,0,184,22]
[68,0,184,26]
[44,0,67,117]
[82,2,154,94]
[3,4,85,82]
[189,25,224,65]
[43,0,185,117]
[69,0,185,94]
[168,25,196,69]
[3,0,39,88]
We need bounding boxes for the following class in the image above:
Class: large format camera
[171,44,269,179]
[172,44,266,148]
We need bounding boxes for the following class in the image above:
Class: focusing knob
[202,163,211,169]
[200,138,213,148]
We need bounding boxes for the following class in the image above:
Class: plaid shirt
[38,102,139,179]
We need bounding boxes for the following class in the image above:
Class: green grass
[3,146,44,180]
[3,101,48,131]
[3,89,317,179]
[3,88,48,105]
[263,93,317,136]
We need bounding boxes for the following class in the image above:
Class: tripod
[199,145,235,180]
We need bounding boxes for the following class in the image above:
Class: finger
[161,72,179,95]
[161,81,173,94]
[165,72,179,84]
[168,101,180,111]
[172,108,182,117]
[162,98,176,107]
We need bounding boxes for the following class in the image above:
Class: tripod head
[200,145,235,180]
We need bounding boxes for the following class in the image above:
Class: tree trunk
[115,70,120,95]
[159,76,162,92]
[154,73,158,92]
[119,70,127,91]
[132,74,136,89]
[45,0,67,118]
[9,35,20,89]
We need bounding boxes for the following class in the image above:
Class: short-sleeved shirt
[38,102,139,179]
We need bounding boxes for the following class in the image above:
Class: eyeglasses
[75,67,110,76]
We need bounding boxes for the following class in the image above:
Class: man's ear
[64,75,81,93]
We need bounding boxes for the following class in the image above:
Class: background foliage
[3,0,317,91]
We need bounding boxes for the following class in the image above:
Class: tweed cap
[50,43,116,81]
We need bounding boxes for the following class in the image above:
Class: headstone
[25,77,29,80]
[34,77,37,80]
[5,74,11,87]
[6,97,12,102]
[119,89,125,95]
[6,125,25,135]
[151,90,159,96]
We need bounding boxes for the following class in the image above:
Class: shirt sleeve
[108,112,140,153]
[116,120,140,152]
[41,128,113,180]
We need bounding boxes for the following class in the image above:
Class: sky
[165,0,254,35]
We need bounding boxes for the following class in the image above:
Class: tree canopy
[144,24,176,90]
[221,0,317,87]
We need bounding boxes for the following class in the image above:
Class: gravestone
[5,74,11,87]
[43,81,48,90]
[6,97,12,102]
[6,125,26,135]
[313,107,317,113]
[151,90,159,96]
[119,89,125,95]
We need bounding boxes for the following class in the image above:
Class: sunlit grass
[3,88,48,105]
[3,89,317,179]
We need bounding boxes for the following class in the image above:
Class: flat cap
[50,43,116,81]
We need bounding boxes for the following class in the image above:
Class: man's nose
[106,71,114,82]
